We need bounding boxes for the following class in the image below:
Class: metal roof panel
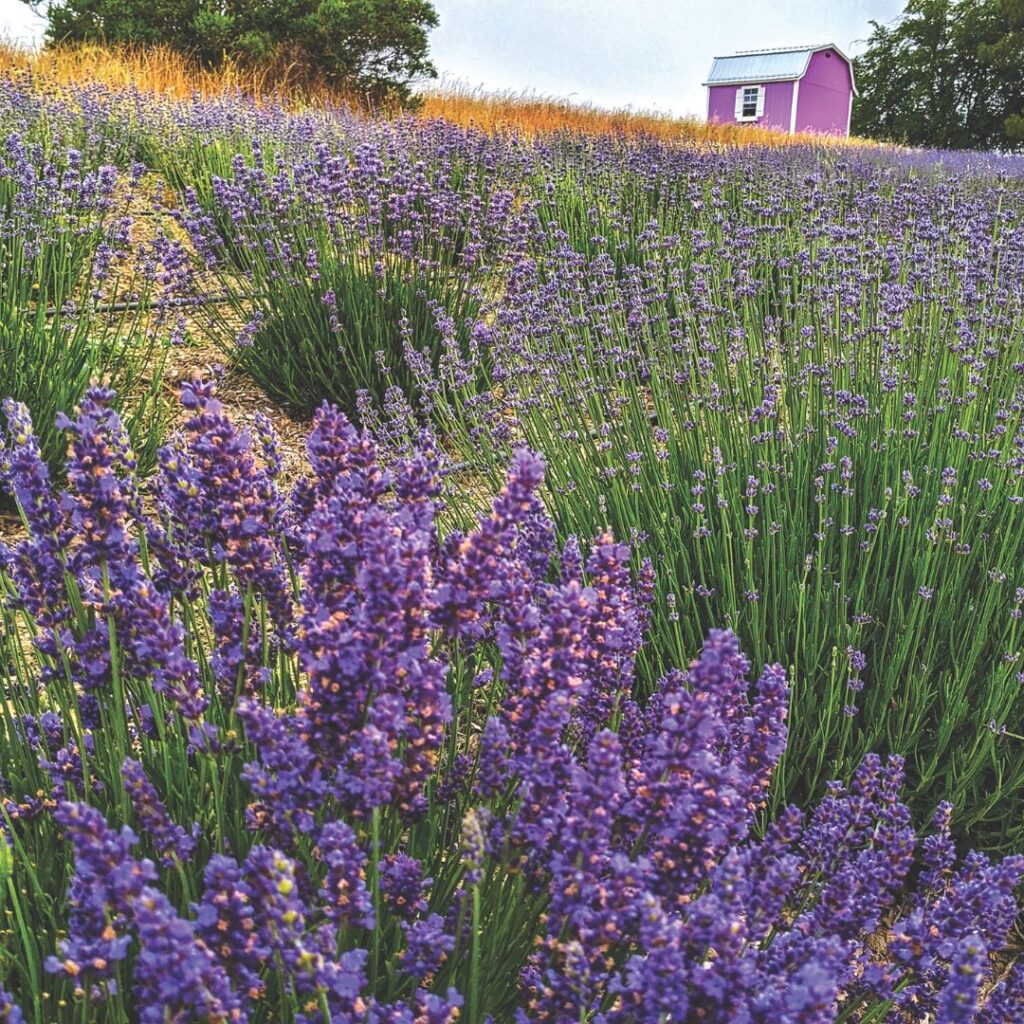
[703,44,851,87]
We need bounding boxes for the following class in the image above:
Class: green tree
[978,0,1024,144]
[852,0,1024,150]
[20,0,439,103]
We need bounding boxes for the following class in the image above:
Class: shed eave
[702,76,798,87]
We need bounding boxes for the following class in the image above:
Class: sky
[0,0,906,118]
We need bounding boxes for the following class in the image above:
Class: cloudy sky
[0,0,905,117]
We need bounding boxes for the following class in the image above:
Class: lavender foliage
[2,68,1024,1023]
[0,385,1018,1021]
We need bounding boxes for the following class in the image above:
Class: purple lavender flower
[289,410,451,820]
[1,399,72,640]
[243,845,313,970]
[236,699,328,841]
[121,759,198,867]
[380,853,429,922]
[208,587,266,701]
[431,448,546,642]
[980,962,1024,1023]
[316,820,374,929]
[244,845,370,1019]
[194,855,268,1002]
[45,802,148,993]
[400,915,454,984]
[0,985,23,1023]
[131,887,245,1024]
[935,935,987,1023]
[624,631,789,898]
[157,379,292,632]
[54,387,209,722]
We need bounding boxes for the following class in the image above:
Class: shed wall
[794,48,852,134]
[707,80,793,131]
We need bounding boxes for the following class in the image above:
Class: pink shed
[704,44,856,136]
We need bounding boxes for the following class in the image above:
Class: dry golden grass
[0,40,876,149]
[0,40,339,104]
[417,82,865,149]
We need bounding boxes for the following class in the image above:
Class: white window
[735,85,765,122]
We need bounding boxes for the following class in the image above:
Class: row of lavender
[4,72,1024,1019]
[1,382,1023,1023]
[175,111,1024,842]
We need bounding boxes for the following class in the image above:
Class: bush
[180,134,519,416]
[0,133,175,476]
[0,383,1022,1021]
[384,140,1024,846]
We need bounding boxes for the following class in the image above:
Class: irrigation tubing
[26,290,255,317]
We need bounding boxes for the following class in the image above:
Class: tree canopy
[20,0,439,103]
[852,0,1024,150]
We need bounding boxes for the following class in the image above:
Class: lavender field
[4,72,1024,1022]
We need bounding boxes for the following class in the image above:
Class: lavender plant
[382,141,1024,845]
[0,132,174,475]
[5,68,1024,1019]
[0,383,1021,1022]
[178,126,524,416]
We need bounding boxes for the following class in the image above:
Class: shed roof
[703,44,856,93]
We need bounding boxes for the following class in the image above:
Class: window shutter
[755,86,765,117]
[734,88,744,119]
